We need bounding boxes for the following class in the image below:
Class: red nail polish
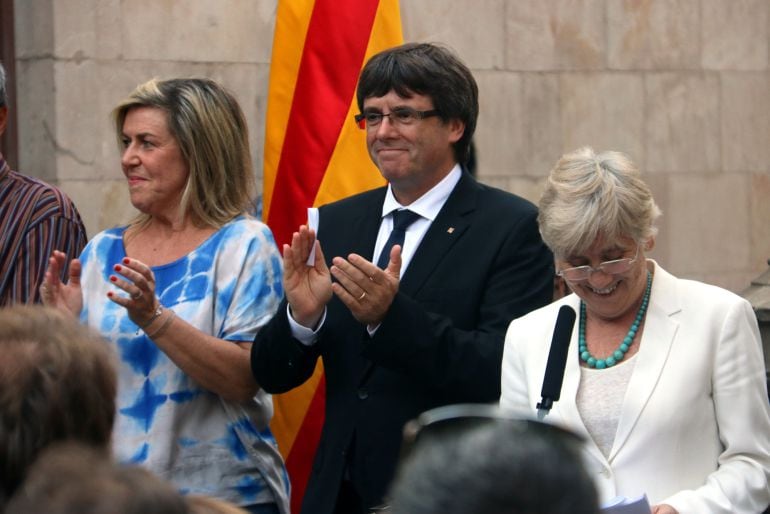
[107,291,113,297]
[123,258,130,264]
[114,264,122,271]
[110,276,117,282]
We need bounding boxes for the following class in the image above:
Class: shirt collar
[381,164,462,222]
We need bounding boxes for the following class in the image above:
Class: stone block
[750,173,770,271]
[665,173,750,279]
[94,0,123,59]
[702,0,769,70]
[607,0,699,70]
[694,271,756,294]
[721,72,770,173]
[475,71,562,180]
[559,72,644,164]
[401,0,505,69]
[640,172,671,267]
[474,71,523,179]
[51,0,97,59]
[50,61,101,181]
[13,0,54,58]
[644,72,720,173]
[505,175,548,206]
[504,0,605,70]
[58,178,137,235]
[15,59,57,182]
[119,0,275,63]
[520,73,564,177]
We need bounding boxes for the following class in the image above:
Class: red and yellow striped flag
[262,1,402,511]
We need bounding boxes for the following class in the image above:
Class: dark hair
[389,406,599,514]
[5,442,188,514]
[356,42,479,165]
[0,307,117,507]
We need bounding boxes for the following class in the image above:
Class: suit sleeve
[250,299,322,393]
[362,206,554,403]
[664,299,770,513]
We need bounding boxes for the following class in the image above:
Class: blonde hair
[538,147,661,259]
[112,78,256,229]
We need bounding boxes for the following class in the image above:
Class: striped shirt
[0,153,87,306]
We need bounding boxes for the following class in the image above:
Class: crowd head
[0,306,116,507]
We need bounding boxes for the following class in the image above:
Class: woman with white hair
[501,147,770,513]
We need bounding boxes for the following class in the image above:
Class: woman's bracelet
[136,304,164,334]
[147,309,175,339]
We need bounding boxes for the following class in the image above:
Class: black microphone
[536,305,577,417]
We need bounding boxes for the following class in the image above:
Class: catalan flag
[262,1,403,511]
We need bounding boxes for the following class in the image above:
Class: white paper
[306,207,319,266]
[601,494,651,514]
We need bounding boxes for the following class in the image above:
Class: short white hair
[538,147,661,259]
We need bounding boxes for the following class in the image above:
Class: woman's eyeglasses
[557,245,641,282]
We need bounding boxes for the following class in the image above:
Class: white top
[373,164,461,274]
[577,356,637,458]
[291,164,462,343]
[501,261,770,513]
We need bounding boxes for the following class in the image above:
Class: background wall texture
[9,0,770,293]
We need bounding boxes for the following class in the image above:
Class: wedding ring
[131,290,143,300]
[358,292,367,301]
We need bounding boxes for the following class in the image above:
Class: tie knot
[392,209,421,230]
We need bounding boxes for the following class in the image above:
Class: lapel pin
[447,227,455,234]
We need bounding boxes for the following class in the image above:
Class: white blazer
[501,261,770,513]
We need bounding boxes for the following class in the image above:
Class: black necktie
[376,209,421,269]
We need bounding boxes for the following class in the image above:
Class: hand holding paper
[601,494,651,514]
[282,213,331,329]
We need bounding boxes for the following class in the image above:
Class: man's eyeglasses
[355,107,440,130]
[557,245,641,282]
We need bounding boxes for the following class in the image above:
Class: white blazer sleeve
[664,298,770,513]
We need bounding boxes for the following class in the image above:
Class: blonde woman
[42,78,289,514]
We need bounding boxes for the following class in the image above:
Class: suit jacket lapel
[400,172,478,296]
[609,262,680,460]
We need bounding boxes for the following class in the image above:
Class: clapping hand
[40,250,83,317]
[283,225,333,328]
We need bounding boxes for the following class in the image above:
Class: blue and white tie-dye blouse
[78,215,289,512]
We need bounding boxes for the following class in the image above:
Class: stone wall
[11,0,770,292]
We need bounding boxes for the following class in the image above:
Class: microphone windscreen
[539,305,577,402]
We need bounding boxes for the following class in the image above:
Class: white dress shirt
[290,165,462,344]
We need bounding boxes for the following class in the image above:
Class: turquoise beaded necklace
[579,271,652,369]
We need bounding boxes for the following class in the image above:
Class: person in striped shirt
[0,62,87,306]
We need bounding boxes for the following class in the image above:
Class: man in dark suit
[251,42,554,514]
